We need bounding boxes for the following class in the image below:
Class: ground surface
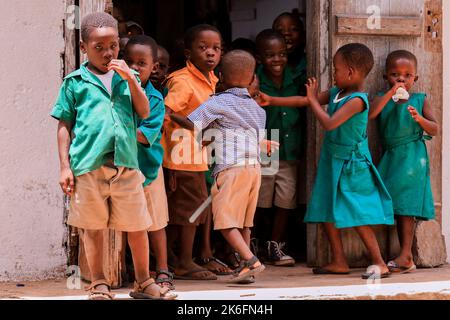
[2,264,450,300]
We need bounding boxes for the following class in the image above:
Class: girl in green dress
[369,50,438,274]
[260,43,394,279]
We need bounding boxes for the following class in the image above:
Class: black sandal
[226,256,265,283]
[155,269,175,290]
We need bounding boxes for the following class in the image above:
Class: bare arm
[306,78,364,131]
[108,59,150,119]
[408,98,439,136]
[368,82,406,120]
[258,88,330,108]
[57,120,74,196]
[169,113,194,131]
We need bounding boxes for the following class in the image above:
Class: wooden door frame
[305,0,331,267]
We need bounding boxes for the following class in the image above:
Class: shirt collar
[216,87,251,98]
[256,64,295,90]
[79,61,126,94]
[186,60,218,89]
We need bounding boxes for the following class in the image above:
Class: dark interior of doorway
[113,0,308,268]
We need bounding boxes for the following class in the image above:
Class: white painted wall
[0,0,67,281]
[442,0,450,262]
[230,0,305,40]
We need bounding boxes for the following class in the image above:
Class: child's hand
[305,77,319,103]
[260,139,280,156]
[60,168,75,196]
[389,82,406,95]
[407,106,423,123]
[108,59,134,81]
[256,92,271,107]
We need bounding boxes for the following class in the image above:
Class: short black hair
[126,35,158,61]
[272,12,305,32]
[386,50,418,71]
[335,43,374,76]
[184,24,221,50]
[81,12,118,42]
[220,50,256,86]
[255,29,285,55]
[230,38,257,57]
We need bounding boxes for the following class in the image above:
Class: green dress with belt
[377,92,435,220]
[304,87,394,228]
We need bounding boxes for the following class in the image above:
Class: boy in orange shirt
[161,24,222,280]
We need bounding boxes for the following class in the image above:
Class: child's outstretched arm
[306,78,364,131]
[368,82,406,120]
[108,59,150,119]
[57,120,74,196]
[169,113,195,131]
[408,98,439,136]
[258,89,330,108]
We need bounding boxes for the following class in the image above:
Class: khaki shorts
[69,166,152,232]
[163,168,209,226]
[144,167,169,232]
[257,160,299,209]
[211,165,261,230]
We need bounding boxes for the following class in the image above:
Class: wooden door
[63,0,126,288]
[306,0,443,267]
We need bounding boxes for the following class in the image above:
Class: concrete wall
[442,0,450,262]
[0,0,67,281]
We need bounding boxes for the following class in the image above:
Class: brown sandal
[227,256,265,283]
[129,277,177,300]
[86,279,115,300]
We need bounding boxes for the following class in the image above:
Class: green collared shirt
[51,61,141,176]
[257,65,305,161]
[137,82,165,186]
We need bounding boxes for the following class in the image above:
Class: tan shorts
[144,167,169,232]
[211,165,261,230]
[257,160,299,209]
[69,166,152,232]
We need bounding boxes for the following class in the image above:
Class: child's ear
[184,49,191,60]
[348,66,355,79]
[80,41,87,54]
[414,75,419,82]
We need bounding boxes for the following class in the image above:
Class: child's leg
[149,228,174,288]
[83,229,107,288]
[198,208,231,274]
[240,227,251,247]
[221,228,254,261]
[128,230,151,281]
[354,226,389,274]
[393,216,415,267]
[321,223,350,272]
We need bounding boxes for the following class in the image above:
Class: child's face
[273,16,301,54]
[80,27,119,74]
[186,30,222,74]
[258,38,288,79]
[385,58,418,91]
[124,44,155,86]
[332,52,364,89]
[150,48,170,87]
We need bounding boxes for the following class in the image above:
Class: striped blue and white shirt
[188,87,266,177]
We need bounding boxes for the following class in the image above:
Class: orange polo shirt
[162,61,218,171]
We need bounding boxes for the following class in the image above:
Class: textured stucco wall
[442,0,450,262]
[0,0,67,281]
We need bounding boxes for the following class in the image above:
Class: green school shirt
[51,61,141,177]
[290,54,307,94]
[257,65,303,160]
[137,82,165,186]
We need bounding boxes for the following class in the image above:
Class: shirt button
[283,112,287,116]
[285,134,289,138]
